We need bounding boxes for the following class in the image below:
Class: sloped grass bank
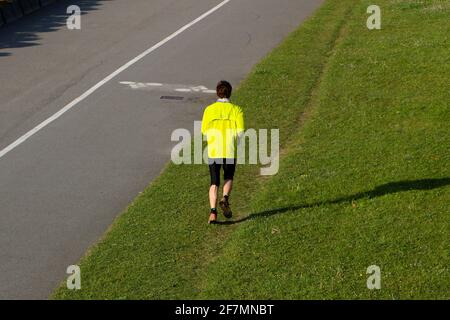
[199,0,450,299]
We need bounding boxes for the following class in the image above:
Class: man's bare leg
[209,185,218,208]
[223,179,233,197]
[208,185,219,224]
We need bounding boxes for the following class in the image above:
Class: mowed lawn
[53,0,449,299]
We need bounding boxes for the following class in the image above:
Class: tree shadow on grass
[217,177,450,225]
[0,0,110,55]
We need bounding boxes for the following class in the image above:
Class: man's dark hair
[216,80,232,99]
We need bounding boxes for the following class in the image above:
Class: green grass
[53,0,449,299]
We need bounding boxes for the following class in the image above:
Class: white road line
[0,0,231,160]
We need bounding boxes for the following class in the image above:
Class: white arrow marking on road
[175,88,192,92]
[120,81,217,94]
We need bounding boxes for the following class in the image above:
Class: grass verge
[53,0,449,299]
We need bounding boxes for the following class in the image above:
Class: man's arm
[201,108,209,136]
[236,107,245,136]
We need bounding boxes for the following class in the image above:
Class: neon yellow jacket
[201,100,245,159]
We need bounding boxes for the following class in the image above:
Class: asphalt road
[0,0,323,299]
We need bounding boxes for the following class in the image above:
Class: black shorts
[208,158,236,186]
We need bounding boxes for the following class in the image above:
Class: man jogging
[201,81,245,224]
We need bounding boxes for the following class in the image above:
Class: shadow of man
[217,177,450,225]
